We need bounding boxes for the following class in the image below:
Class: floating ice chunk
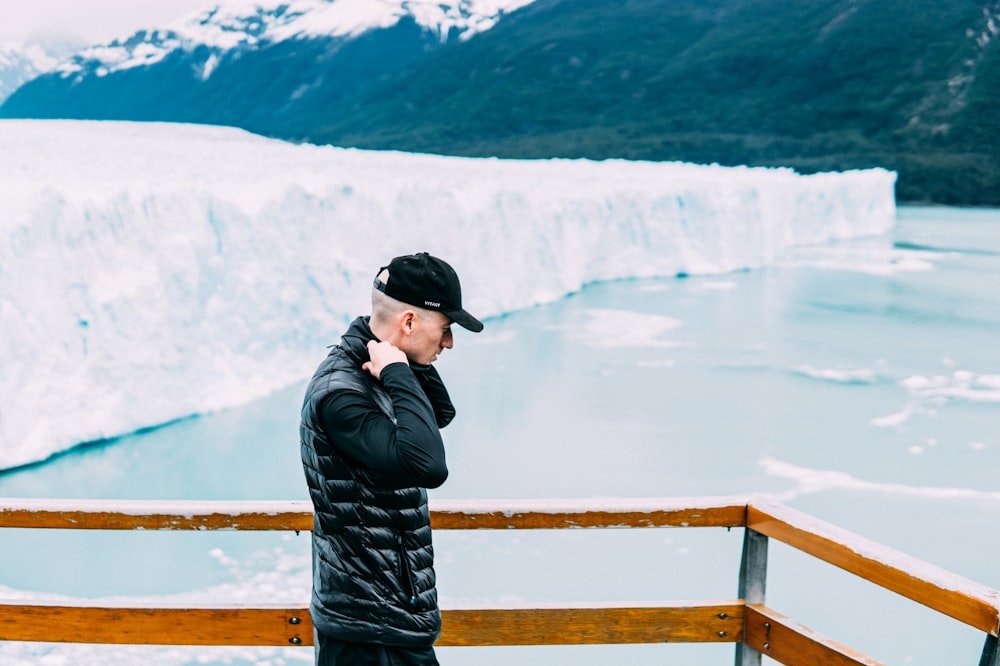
[903,372,1000,402]
[793,365,878,384]
[636,359,677,369]
[579,309,684,349]
[871,405,915,428]
[760,457,1000,502]
[781,245,937,275]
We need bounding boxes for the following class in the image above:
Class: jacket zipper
[396,534,417,608]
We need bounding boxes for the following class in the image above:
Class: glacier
[0,119,896,470]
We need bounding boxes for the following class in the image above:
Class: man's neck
[368,316,397,346]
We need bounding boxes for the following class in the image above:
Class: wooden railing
[0,496,998,665]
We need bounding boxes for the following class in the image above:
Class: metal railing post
[981,634,1000,666]
[736,527,769,666]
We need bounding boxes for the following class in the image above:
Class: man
[300,252,483,665]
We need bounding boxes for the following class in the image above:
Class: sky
[0,0,212,48]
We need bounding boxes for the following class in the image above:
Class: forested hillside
[303,0,1000,205]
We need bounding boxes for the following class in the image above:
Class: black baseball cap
[374,252,484,333]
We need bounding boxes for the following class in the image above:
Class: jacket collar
[340,316,379,366]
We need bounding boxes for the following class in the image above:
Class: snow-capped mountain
[0,40,74,103]
[53,0,535,81]
[0,0,535,136]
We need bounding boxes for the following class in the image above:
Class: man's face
[404,310,454,365]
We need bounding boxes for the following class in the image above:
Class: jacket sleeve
[319,362,449,489]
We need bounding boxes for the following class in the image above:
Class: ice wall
[0,120,896,469]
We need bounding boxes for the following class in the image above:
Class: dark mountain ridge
[3,0,997,205]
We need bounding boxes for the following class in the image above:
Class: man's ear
[400,310,416,335]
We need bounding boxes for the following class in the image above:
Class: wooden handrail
[429,496,750,530]
[438,602,745,646]
[1,496,998,664]
[747,501,1000,636]
[0,498,314,531]
[0,601,746,647]
[0,496,748,531]
[0,603,313,646]
[744,605,884,665]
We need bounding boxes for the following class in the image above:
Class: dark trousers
[315,631,440,666]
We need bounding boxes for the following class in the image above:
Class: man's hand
[363,340,408,380]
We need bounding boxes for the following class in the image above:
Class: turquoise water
[0,206,998,665]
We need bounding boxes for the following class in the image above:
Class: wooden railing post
[736,527,768,666]
[981,634,1000,666]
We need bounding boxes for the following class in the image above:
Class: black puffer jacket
[300,316,453,647]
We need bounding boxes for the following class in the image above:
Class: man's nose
[442,331,454,348]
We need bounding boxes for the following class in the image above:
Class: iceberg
[0,119,896,469]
